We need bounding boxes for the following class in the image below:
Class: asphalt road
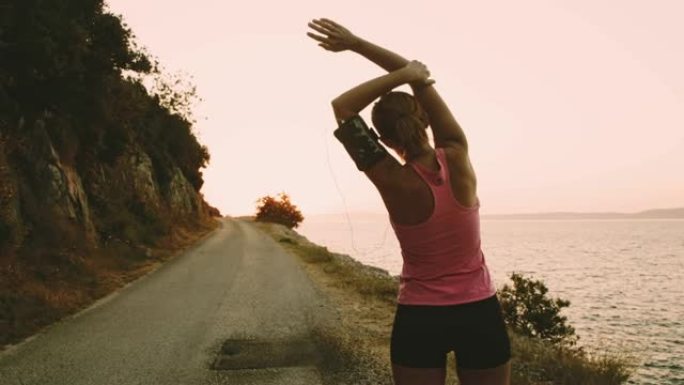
[0,218,331,385]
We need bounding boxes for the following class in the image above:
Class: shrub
[499,272,579,348]
[255,193,304,229]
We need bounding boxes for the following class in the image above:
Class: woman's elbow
[331,100,356,122]
[331,99,340,112]
[331,99,345,114]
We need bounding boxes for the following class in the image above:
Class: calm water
[298,214,684,385]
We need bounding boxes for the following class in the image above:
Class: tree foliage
[139,69,202,125]
[255,193,304,229]
[499,272,579,348]
[0,0,209,189]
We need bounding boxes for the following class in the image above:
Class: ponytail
[395,114,429,159]
[371,91,429,159]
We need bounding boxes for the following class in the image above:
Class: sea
[297,213,684,385]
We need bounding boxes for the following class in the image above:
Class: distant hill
[482,207,684,220]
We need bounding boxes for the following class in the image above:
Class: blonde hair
[371,91,429,159]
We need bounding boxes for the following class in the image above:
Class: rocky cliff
[0,0,220,345]
[0,116,213,253]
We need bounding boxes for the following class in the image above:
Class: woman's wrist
[398,61,435,88]
[395,65,424,84]
[410,80,434,91]
[349,36,368,53]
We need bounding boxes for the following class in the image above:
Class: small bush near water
[500,272,633,384]
[499,272,579,348]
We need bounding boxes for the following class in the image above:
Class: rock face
[122,149,162,212]
[0,135,23,249]
[165,166,200,215]
[0,116,213,255]
[43,139,96,241]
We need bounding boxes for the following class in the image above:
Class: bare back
[374,145,478,226]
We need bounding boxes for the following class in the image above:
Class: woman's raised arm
[330,62,433,123]
[307,18,469,150]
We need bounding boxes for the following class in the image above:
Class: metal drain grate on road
[212,337,321,370]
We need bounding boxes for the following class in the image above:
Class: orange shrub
[255,193,304,229]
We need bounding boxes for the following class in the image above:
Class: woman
[307,19,511,385]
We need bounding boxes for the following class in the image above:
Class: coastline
[253,219,632,385]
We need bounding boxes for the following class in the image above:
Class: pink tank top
[390,147,496,305]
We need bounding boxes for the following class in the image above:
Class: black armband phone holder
[333,115,388,171]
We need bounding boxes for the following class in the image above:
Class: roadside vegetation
[254,219,633,385]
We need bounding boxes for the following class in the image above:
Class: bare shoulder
[371,161,432,224]
[439,143,471,166]
[438,143,477,188]
[363,155,411,190]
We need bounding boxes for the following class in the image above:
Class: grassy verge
[254,221,633,385]
[0,216,221,348]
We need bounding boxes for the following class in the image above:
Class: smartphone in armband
[333,115,388,172]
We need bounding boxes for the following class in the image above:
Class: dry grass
[0,216,220,348]
[508,332,634,385]
[286,241,399,303]
[254,221,634,385]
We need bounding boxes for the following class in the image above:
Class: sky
[106,0,684,216]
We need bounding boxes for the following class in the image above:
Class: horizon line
[295,206,684,218]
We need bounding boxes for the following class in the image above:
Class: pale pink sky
[107,0,684,216]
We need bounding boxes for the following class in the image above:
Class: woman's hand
[307,18,361,52]
[401,61,436,87]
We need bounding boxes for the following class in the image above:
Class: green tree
[499,272,579,348]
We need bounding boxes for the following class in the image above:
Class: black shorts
[390,294,511,369]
